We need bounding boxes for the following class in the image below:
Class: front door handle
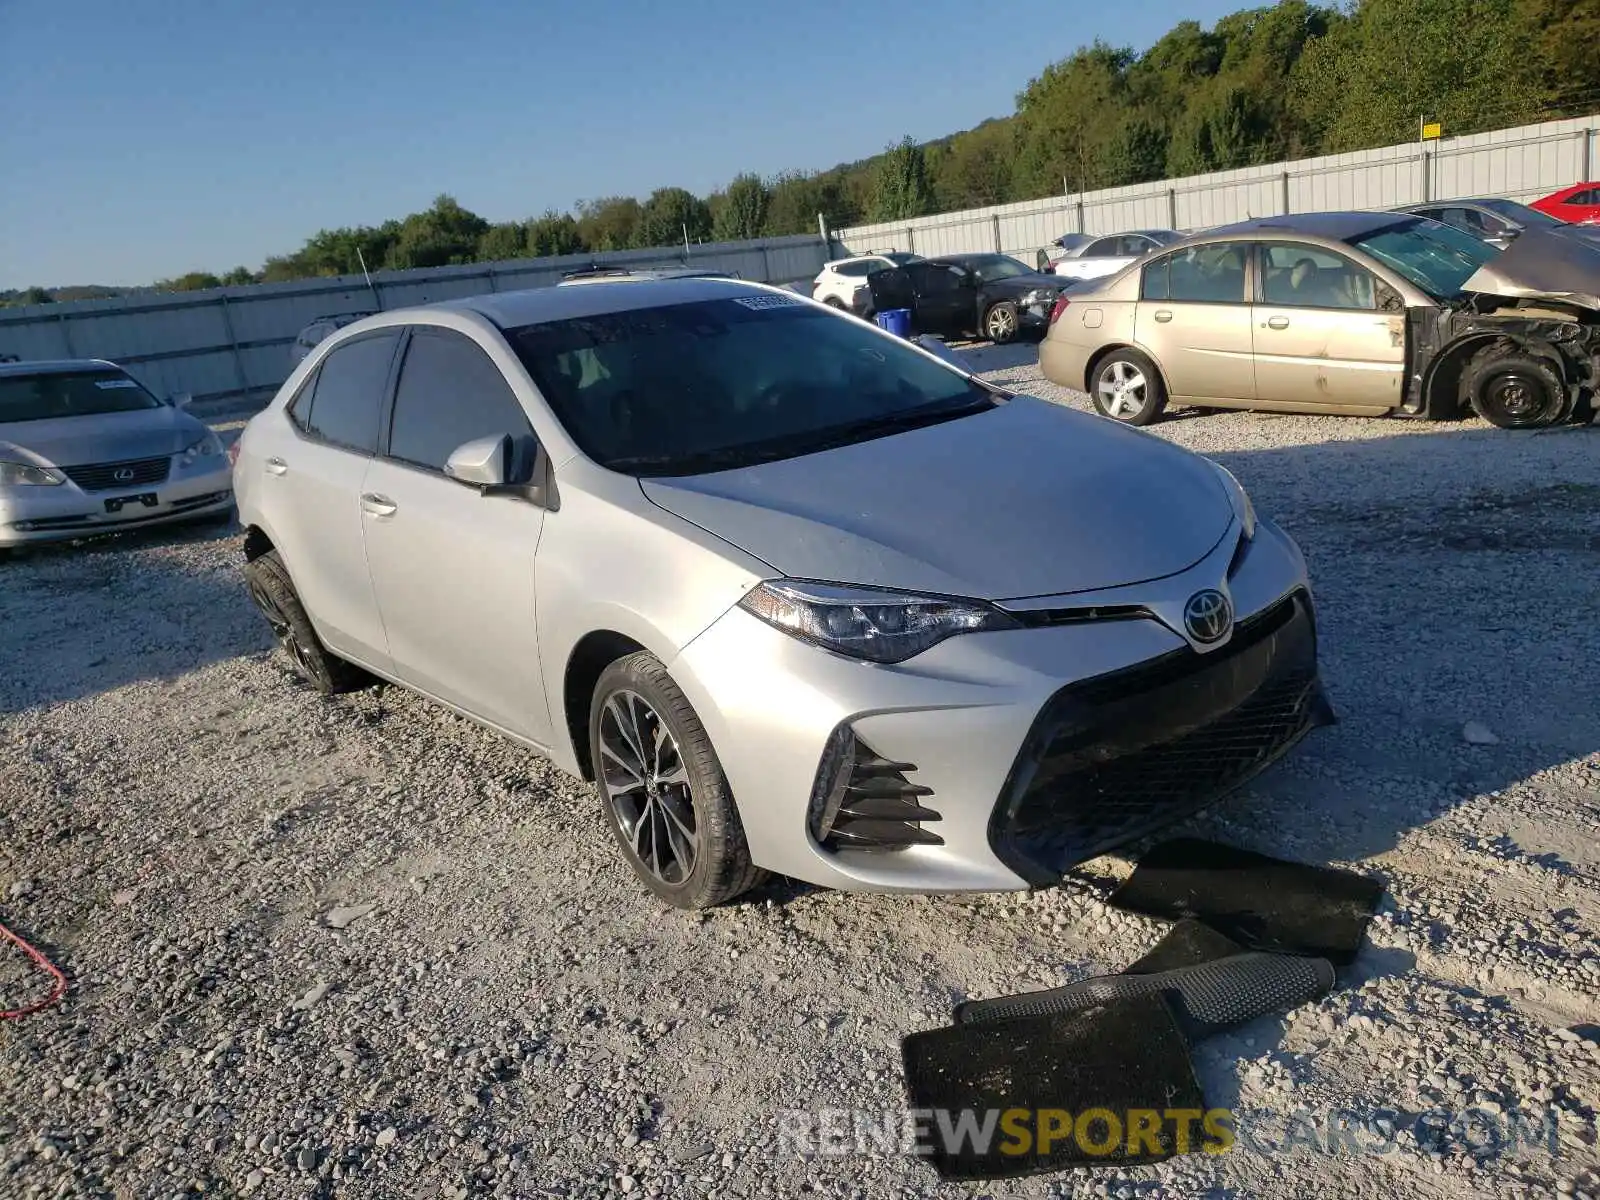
[264,456,288,476]
[1266,316,1291,330]
[361,493,398,517]
[1153,309,1174,323]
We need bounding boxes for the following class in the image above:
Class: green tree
[526,211,585,257]
[1011,43,1136,196]
[155,272,223,292]
[711,173,771,241]
[19,286,53,305]
[221,266,256,286]
[869,137,935,221]
[384,195,490,270]
[478,222,528,261]
[933,121,1018,210]
[575,197,643,250]
[637,187,713,247]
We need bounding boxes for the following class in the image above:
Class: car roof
[392,276,780,330]
[1199,211,1414,241]
[0,357,123,378]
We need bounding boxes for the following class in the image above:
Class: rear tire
[821,296,845,310]
[590,652,765,909]
[1090,348,1168,426]
[242,549,375,694]
[983,300,1020,344]
[1463,345,1569,429]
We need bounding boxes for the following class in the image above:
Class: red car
[1529,182,1600,225]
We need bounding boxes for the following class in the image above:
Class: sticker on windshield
[731,294,802,311]
[93,379,140,389]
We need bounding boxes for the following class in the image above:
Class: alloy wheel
[987,306,1016,339]
[599,689,698,886]
[246,577,315,677]
[1098,360,1148,419]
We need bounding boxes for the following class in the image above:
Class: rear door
[1250,241,1405,413]
[866,266,917,321]
[267,331,401,671]
[1134,242,1255,403]
[358,326,552,742]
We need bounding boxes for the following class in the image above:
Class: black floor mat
[901,991,1205,1180]
[1124,918,1246,974]
[1106,838,1384,965]
[951,950,1334,1040]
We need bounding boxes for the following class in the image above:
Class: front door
[1251,242,1405,413]
[359,326,553,743]
[905,262,974,335]
[268,331,402,672]
[1134,242,1255,403]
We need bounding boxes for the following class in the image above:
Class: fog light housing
[806,724,943,852]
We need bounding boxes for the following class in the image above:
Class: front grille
[61,456,172,492]
[990,591,1327,884]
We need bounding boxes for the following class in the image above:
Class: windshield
[0,367,164,424]
[882,252,923,266]
[1474,198,1567,230]
[1345,218,1499,299]
[505,296,994,476]
[959,255,1034,283]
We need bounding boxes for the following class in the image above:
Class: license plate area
[105,493,159,513]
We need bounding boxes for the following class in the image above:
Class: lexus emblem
[1183,589,1233,644]
[113,468,136,483]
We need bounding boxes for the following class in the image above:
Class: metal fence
[0,235,833,411]
[833,113,1600,268]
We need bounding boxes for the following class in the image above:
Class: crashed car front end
[1404,232,1600,426]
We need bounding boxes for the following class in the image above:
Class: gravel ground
[1,351,1597,1200]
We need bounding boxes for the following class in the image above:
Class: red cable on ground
[0,918,68,1019]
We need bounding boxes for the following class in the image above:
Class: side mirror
[171,392,194,410]
[445,433,515,488]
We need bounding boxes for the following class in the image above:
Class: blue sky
[0,0,1244,288]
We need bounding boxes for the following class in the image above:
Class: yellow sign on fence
[1421,122,1442,140]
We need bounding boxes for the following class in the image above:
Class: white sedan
[1046,230,1184,281]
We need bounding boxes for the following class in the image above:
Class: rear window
[1141,244,1249,303]
[0,368,164,423]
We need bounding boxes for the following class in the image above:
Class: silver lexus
[0,359,233,548]
[232,279,1332,908]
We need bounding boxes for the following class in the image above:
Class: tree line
[7,0,1597,303]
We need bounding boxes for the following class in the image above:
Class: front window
[958,254,1033,282]
[0,367,164,423]
[1345,218,1498,299]
[504,296,994,476]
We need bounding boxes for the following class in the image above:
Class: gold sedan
[1038,210,1597,430]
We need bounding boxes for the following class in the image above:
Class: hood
[640,397,1233,601]
[0,405,204,467]
[1462,228,1600,309]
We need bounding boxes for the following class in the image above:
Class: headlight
[0,461,64,486]
[738,579,1020,664]
[1022,288,1057,307]
[1211,463,1256,540]
[178,433,224,467]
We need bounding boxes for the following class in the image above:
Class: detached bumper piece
[990,590,1329,885]
[808,728,942,852]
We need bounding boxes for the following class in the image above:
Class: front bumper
[0,459,234,547]
[670,516,1329,894]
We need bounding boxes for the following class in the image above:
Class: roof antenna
[356,246,382,310]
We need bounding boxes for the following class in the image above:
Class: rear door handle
[1266,316,1290,330]
[361,493,397,517]
[264,456,288,476]
[1153,309,1173,323]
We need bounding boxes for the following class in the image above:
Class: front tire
[983,300,1020,344]
[242,549,374,694]
[1463,346,1569,429]
[1091,348,1168,426]
[821,296,846,310]
[590,652,765,909]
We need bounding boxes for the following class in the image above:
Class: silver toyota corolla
[0,359,234,548]
[233,279,1331,908]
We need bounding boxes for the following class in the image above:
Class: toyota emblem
[1183,589,1233,644]
[113,468,136,483]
